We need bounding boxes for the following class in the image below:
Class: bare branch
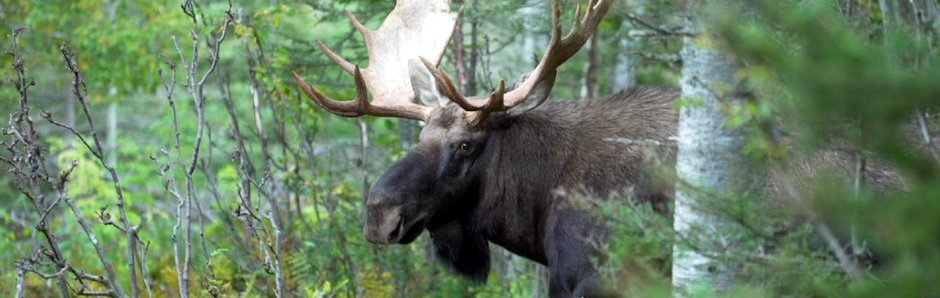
[605,137,678,148]
[56,160,130,296]
[7,27,77,298]
[60,47,105,158]
[140,240,154,298]
[624,12,693,37]
[244,39,286,297]
[59,45,137,298]
[778,174,865,281]
[633,51,682,65]
[916,109,940,162]
[15,266,27,298]
[166,1,234,296]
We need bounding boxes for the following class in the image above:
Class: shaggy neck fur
[429,87,679,284]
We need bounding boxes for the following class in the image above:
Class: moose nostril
[387,216,404,242]
[364,205,403,244]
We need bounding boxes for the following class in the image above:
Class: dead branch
[916,109,940,162]
[165,1,234,296]
[624,12,693,37]
[778,174,865,281]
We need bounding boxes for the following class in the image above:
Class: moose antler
[293,0,458,121]
[422,0,612,126]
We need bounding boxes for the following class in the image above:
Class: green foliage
[705,0,940,296]
[1,0,191,102]
[595,192,673,297]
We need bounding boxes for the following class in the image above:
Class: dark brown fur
[365,82,907,297]
[366,87,679,297]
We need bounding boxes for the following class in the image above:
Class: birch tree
[671,1,763,295]
[611,19,637,92]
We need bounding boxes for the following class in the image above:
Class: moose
[294,0,677,296]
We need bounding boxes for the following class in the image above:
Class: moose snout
[364,152,430,244]
[364,196,404,244]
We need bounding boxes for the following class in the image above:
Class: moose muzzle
[364,199,404,244]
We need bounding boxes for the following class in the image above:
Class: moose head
[294,0,612,245]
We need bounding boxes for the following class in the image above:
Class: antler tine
[466,80,506,127]
[316,40,356,75]
[419,57,485,111]
[410,0,608,127]
[295,0,456,122]
[563,0,606,51]
[346,12,373,41]
[294,68,432,120]
[293,68,369,117]
[313,12,373,76]
[498,0,611,108]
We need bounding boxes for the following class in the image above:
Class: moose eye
[457,142,473,154]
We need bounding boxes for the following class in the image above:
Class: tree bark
[107,99,118,167]
[581,33,600,99]
[519,0,546,67]
[358,118,371,199]
[611,20,637,92]
[671,2,762,295]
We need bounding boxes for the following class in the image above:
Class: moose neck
[430,88,680,271]
[467,105,577,264]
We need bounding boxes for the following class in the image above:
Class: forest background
[2,0,939,297]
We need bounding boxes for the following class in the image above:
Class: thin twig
[58,160,130,297]
[42,112,98,159]
[6,26,93,298]
[244,39,286,297]
[624,12,693,37]
[632,51,682,65]
[263,212,286,298]
[850,130,867,257]
[605,137,678,148]
[60,45,137,298]
[158,49,190,298]
[140,240,154,298]
[916,109,940,162]
[779,174,865,281]
[168,1,234,296]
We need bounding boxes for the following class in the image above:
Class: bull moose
[294,0,677,296]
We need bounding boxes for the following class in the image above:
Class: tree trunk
[611,20,637,92]
[358,118,371,199]
[106,1,120,167]
[398,119,418,150]
[466,6,480,95]
[671,2,763,295]
[581,33,600,100]
[107,97,118,167]
[519,0,546,67]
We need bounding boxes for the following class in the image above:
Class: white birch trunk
[611,20,636,92]
[671,4,762,295]
[519,0,546,67]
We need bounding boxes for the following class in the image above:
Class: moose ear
[409,58,449,108]
[505,71,556,116]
